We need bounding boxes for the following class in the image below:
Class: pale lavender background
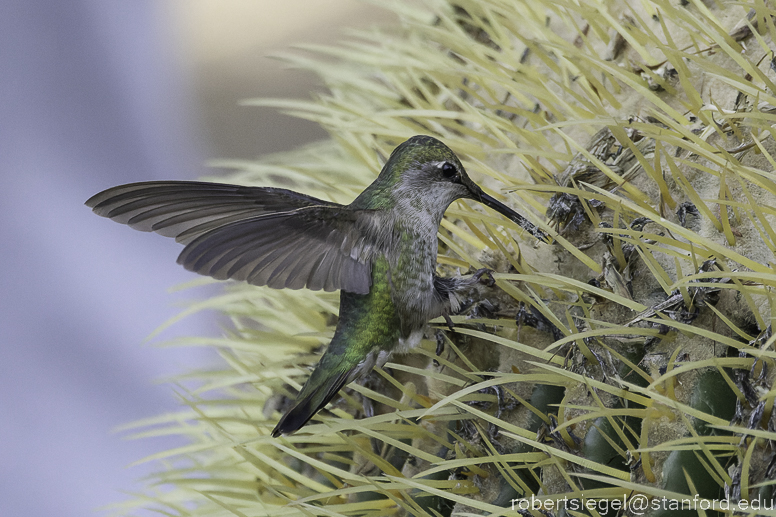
[1,1,392,515]
[0,2,220,516]
[0,0,317,515]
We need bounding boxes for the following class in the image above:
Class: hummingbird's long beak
[469,184,548,241]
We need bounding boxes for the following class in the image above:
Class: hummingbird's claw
[443,313,456,332]
[434,329,446,367]
[472,268,496,287]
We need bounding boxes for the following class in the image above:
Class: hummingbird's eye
[441,162,457,179]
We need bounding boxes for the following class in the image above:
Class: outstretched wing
[86,181,378,294]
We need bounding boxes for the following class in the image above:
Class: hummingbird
[86,135,546,436]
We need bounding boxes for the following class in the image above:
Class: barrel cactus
[116,0,776,515]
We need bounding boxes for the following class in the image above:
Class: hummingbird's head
[357,135,546,239]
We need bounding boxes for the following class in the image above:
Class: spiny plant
[112,1,776,516]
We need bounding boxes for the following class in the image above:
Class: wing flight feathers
[86,181,378,293]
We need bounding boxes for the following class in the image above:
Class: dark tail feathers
[271,368,353,437]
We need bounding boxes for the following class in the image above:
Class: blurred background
[0,1,392,515]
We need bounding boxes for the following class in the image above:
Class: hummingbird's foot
[433,329,446,367]
[471,267,496,287]
[443,313,456,332]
